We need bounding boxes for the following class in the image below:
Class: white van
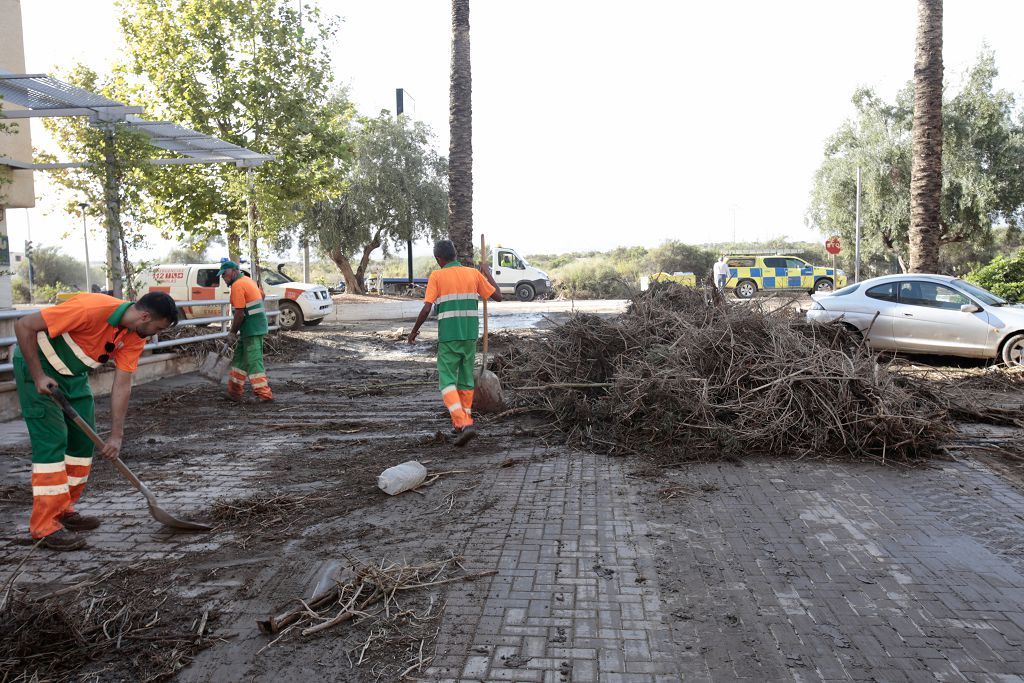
[137,263,334,331]
[491,246,552,302]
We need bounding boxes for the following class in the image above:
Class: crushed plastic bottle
[377,460,428,496]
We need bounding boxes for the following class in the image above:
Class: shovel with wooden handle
[49,389,212,532]
[473,234,505,414]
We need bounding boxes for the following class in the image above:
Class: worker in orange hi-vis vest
[12,292,179,551]
[218,261,273,402]
[408,240,502,447]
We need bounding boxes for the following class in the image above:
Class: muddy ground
[1,315,1023,682]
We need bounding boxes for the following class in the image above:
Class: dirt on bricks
[0,316,1023,682]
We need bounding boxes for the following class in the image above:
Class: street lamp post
[79,202,91,292]
[397,88,414,283]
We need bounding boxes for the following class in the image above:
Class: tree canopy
[117,0,352,261]
[808,52,1024,276]
[308,114,448,294]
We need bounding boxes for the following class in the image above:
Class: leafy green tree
[118,0,353,276]
[965,249,1024,302]
[35,65,159,298]
[809,52,1024,277]
[14,246,103,292]
[308,114,448,295]
[649,241,717,280]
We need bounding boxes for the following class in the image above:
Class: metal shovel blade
[474,367,505,414]
[199,342,232,383]
[49,390,212,532]
[111,457,213,531]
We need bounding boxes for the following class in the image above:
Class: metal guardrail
[0,297,281,375]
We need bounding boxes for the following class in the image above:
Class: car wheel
[735,280,757,299]
[814,278,834,292]
[515,283,536,302]
[278,301,303,331]
[302,318,324,326]
[1001,332,1024,367]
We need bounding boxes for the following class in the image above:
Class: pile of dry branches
[1,564,215,682]
[496,282,973,463]
[257,555,495,678]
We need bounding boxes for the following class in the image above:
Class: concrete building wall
[1,0,36,312]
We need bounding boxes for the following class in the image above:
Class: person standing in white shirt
[713,257,729,290]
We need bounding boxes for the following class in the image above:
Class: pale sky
[8,0,1024,266]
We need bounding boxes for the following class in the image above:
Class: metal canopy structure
[0,71,142,121]
[124,115,271,167]
[0,70,272,169]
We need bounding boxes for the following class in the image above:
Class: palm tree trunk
[448,0,473,264]
[909,0,943,273]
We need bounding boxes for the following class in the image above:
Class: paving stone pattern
[426,452,681,683]
[4,388,1024,682]
[641,459,1024,683]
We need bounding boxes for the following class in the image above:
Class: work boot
[61,512,101,531]
[454,425,478,447]
[38,528,87,551]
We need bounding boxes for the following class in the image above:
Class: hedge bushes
[966,249,1024,302]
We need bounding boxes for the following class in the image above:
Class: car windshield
[953,279,1006,306]
[262,270,291,286]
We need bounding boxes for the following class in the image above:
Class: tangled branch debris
[257,555,495,677]
[209,492,328,531]
[495,283,1021,463]
[0,565,216,682]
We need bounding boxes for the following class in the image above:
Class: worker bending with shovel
[13,292,179,550]
[408,240,502,446]
[218,261,273,402]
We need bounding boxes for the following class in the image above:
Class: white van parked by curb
[137,263,333,331]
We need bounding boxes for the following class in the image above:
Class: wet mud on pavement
[1,318,1024,682]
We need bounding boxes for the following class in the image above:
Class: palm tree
[448,0,473,263]
[909,0,943,272]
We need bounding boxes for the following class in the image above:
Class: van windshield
[262,270,291,286]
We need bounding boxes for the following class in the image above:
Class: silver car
[806,274,1024,366]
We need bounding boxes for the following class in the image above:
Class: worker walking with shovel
[408,240,502,446]
[218,261,273,403]
[12,292,179,550]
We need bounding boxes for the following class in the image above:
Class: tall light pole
[854,167,862,282]
[79,202,91,292]
[397,88,415,284]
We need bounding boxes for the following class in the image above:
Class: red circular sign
[825,236,842,255]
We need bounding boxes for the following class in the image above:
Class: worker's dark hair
[136,292,179,327]
[433,240,457,262]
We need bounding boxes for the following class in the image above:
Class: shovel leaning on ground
[49,389,212,532]
[198,339,233,384]
[474,234,506,414]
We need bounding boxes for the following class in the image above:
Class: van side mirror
[961,303,981,313]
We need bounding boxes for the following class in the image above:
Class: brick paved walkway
[426,452,680,683]
[3,344,1024,681]
[639,458,1024,683]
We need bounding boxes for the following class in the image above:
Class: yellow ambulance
[726,255,846,299]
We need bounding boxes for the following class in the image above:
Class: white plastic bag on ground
[377,460,427,495]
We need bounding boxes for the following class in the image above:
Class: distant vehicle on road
[367,246,553,302]
[491,246,552,302]
[807,274,1024,366]
[726,254,846,299]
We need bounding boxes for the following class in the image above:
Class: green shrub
[965,250,1024,302]
[555,260,635,299]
